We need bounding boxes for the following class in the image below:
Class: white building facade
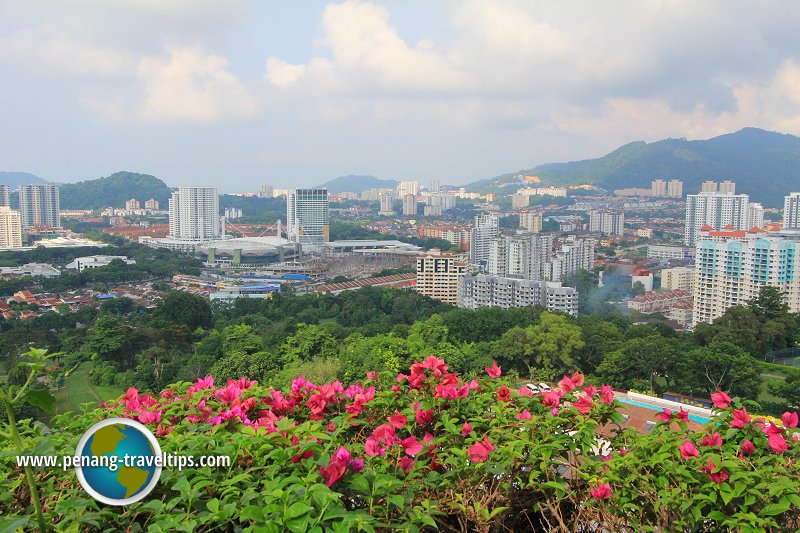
[287,188,330,244]
[168,187,221,242]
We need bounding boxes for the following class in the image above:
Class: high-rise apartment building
[428,179,440,193]
[469,213,500,265]
[0,207,23,248]
[547,236,595,281]
[719,180,736,194]
[125,198,140,210]
[784,193,800,230]
[661,267,695,292]
[0,185,9,207]
[427,193,456,211]
[667,179,683,198]
[379,193,395,215]
[416,252,467,304]
[512,193,530,209]
[168,187,221,241]
[692,227,800,325]
[747,203,764,229]
[19,184,60,230]
[487,233,555,280]
[402,194,418,216]
[287,188,329,244]
[145,198,160,210]
[397,181,420,197]
[458,274,578,316]
[651,179,667,197]
[259,184,274,198]
[701,181,718,193]
[684,192,749,246]
[519,211,543,233]
[589,210,625,236]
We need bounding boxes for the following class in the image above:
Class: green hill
[59,171,173,209]
[317,174,398,193]
[0,171,49,188]
[468,128,800,206]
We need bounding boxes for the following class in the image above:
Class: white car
[525,383,540,393]
[538,382,552,392]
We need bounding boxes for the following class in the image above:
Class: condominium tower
[0,207,23,247]
[784,193,800,230]
[287,188,330,244]
[168,187,221,241]
[684,192,750,246]
[19,184,60,230]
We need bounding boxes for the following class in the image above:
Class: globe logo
[75,418,162,506]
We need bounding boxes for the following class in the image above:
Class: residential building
[458,274,578,316]
[125,198,140,210]
[428,179,440,193]
[667,179,683,198]
[469,213,500,265]
[0,207,23,247]
[168,187,221,242]
[512,193,530,209]
[486,233,555,280]
[719,180,736,194]
[65,255,136,272]
[519,211,542,233]
[287,188,329,244]
[701,181,718,193]
[379,193,395,215]
[636,228,654,239]
[416,252,467,305]
[144,198,160,210]
[259,184,274,198]
[684,192,750,246]
[627,289,692,313]
[0,184,9,207]
[397,181,420,197]
[418,225,470,249]
[427,192,456,211]
[783,193,800,230]
[547,236,595,281]
[423,205,442,216]
[747,203,764,229]
[19,184,60,230]
[648,244,694,261]
[661,267,695,292]
[224,207,243,219]
[651,179,667,197]
[631,268,654,292]
[589,210,625,236]
[402,194,418,216]
[692,227,800,326]
[534,187,567,197]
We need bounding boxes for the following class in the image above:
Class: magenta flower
[700,432,722,448]
[679,441,699,459]
[573,394,593,416]
[485,361,502,378]
[701,457,730,484]
[516,409,532,421]
[591,483,612,500]
[676,408,689,422]
[415,408,433,426]
[399,456,414,474]
[518,386,533,397]
[496,385,511,403]
[387,411,408,429]
[740,440,755,456]
[600,385,614,405]
[731,407,751,428]
[400,436,424,456]
[462,421,472,437]
[468,438,495,463]
[781,411,799,428]
[657,408,673,423]
[542,391,561,408]
[711,391,731,409]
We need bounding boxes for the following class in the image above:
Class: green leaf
[762,499,790,516]
[23,389,56,413]
[0,516,30,533]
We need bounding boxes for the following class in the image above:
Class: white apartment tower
[145,198,160,210]
[397,181,420,197]
[520,211,543,233]
[18,184,60,230]
[458,274,578,316]
[125,198,141,210]
[701,181,718,193]
[651,179,667,197]
[684,192,750,246]
[692,227,800,325]
[416,253,467,305]
[379,193,395,215]
[747,203,764,230]
[0,185,9,207]
[589,210,625,236]
[719,180,736,194]
[287,188,330,244]
[0,207,23,248]
[402,194,418,216]
[667,179,683,198]
[784,193,800,230]
[469,213,500,265]
[168,187,221,241]
[259,184,274,198]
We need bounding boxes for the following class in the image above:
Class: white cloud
[264,57,306,89]
[137,46,257,122]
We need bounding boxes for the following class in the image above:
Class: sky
[2,0,800,191]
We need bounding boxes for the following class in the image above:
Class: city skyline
[2,1,800,189]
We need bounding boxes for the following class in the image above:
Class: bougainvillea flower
[496,385,511,403]
[701,457,729,483]
[657,408,673,422]
[583,384,598,396]
[485,361,502,378]
[319,459,347,487]
[350,458,364,472]
[519,386,533,397]
[573,394,593,416]
[740,440,755,456]
[462,422,472,437]
[400,436,424,456]
[468,438,494,463]
[676,408,689,422]
[700,432,723,448]
[387,411,408,429]
[767,426,789,454]
[415,408,433,426]
[333,445,351,465]
[591,483,612,500]
[600,385,614,405]
[731,407,751,428]
[366,371,379,380]
[781,411,799,428]
[679,441,699,459]
[137,409,162,424]
[711,391,731,409]
[559,371,584,392]
[400,456,414,474]
[516,409,532,421]
[542,391,561,408]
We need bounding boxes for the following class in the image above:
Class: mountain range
[0,171,49,188]
[467,128,800,206]
[317,174,398,193]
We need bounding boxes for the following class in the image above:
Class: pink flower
[468,438,495,463]
[701,457,729,484]
[332,445,351,465]
[768,433,789,454]
[319,459,347,487]
[573,394,593,416]
[583,384,598,397]
[188,376,214,394]
[711,391,732,409]
[496,385,511,403]
[350,458,365,472]
[485,361,502,378]
[559,371,584,392]
[399,456,414,474]
[676,408,689,422]
[542,391,561,408]
[462,421,472,437]
[591,483,612,500]
[740,440,755,456]
[600,385,614,405]
[679,441,699,459]
[700,432,723,448]
[137,409,162,424]
[519,386,533,397]
[781,411,799,428]
[657,408,673,423]
[400,436,424,456]
[731,407,751,428]
[415,408,433,426]
[387,411,408,429]
[516,409,532,421]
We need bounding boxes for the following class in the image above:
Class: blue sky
[1,1,800,191]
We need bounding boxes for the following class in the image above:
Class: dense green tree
[280,324,339,362]
[685,342,761,399]
[156,291,213,330]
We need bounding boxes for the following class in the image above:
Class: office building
[0,185,9,207]
[402,194,418,216]
[693,226,800,325]
[19,184,60,230]
[651,179,667,197]
[416,252,467,305]
[287,188,330,244]
[0,207,23,248]
[125,198,140,210]
[144,198,160,210]
[458,274,578,316]
[397,181,420,197]
[589,210,625,236]
[519,211,543,233]
[379,193,395,215]
[719,180,736,194]
[168,187,221,241]
[684,192,749,246]
[661,267,695,292]
[667,179,683,198]
[701,181,718,193]
[469,213,500,265]
[784,193,800,230]
[259,184,274,198]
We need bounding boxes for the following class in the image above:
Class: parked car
[525,383,540,393]
[538,382,551,392]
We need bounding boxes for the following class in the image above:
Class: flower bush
[1,356,798,531]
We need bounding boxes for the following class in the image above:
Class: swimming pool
[615,397,712,425]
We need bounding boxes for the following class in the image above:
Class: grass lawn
[54,362,124,414]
